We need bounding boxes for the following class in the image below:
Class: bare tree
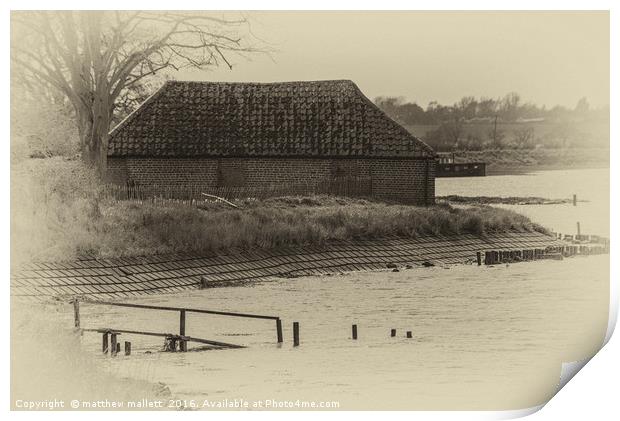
[513,127,535,149]
[487,115,505,148]
[456,96,477,120]
[444,103,466,148]
[11,11,265,174]
[499,92,521,121]
[445,115,464,147]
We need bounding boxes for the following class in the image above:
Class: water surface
[437,168,609,236]
[68,168,610,410]
[71,256,608,410]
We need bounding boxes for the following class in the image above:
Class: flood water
[70,168,610,410]
[437,167,610,237]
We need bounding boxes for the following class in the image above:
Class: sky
[181,11,609,109]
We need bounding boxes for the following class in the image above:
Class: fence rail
[74,298,283,352]
[101,176,372,204]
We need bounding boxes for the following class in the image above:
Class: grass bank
[436,195,578,205]
[11,158,549,265]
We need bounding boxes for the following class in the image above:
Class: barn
[107,80,436,205]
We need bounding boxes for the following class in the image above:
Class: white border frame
[2,2,617,420]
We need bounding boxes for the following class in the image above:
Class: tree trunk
[77,99,111,178]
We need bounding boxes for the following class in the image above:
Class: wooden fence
[74,299,283,352]
[101,176,372,204]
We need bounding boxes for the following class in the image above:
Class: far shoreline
[445,147,609,176]
[485,163,609,176]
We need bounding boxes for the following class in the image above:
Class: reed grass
[11,158,549,264]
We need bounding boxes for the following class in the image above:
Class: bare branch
[11,10,267,171]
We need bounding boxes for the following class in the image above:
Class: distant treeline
[374,93,608,126]
[374,93,609,151]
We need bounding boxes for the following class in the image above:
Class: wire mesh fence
[101,176,373,206]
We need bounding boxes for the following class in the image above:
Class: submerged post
[102,333,109,354]
[73,298,80,329]
[573,194,577,206]
[476,252,482,266]
[406,331,413,339]
[390,329,396,337]
[293,322,299,347]
[276,318,283,343]
[577,222,581,239]
[125,341,131,356]
[179,310,187,352]
[352,324,358,340]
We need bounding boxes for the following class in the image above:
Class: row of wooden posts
[92,321,413,353]
[101,331,131,356]
[479,246,608,265]
[290,323,414,346]
[475,245,607,266]
[102,177,373,204]
[74,299,417,354]
[476,249,551,265]
[351,325,412,340]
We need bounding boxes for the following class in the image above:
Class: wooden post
[116,342,121,354]
[124,341,131,356]
[179,310,187,352]
[573,194,577,206]
[352,324,358,340]
[102,332,109,354]
[276,318,283,343]
[73,298,80,329]
[424,158,429,206]
[293,322,299,347]
[164,336,178,352]
[406,331,412,338]
[390,329,396,337]
[577,222,581,239]
[111,333,118,356]
[476,252,482,266]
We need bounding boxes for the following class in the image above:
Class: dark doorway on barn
[217,160,246,187]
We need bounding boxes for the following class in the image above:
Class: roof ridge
[166,79,356,85]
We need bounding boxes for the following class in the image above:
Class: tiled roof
[108,80,434,158]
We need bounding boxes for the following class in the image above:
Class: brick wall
[107,157,435,205]
[370,159,435,204]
